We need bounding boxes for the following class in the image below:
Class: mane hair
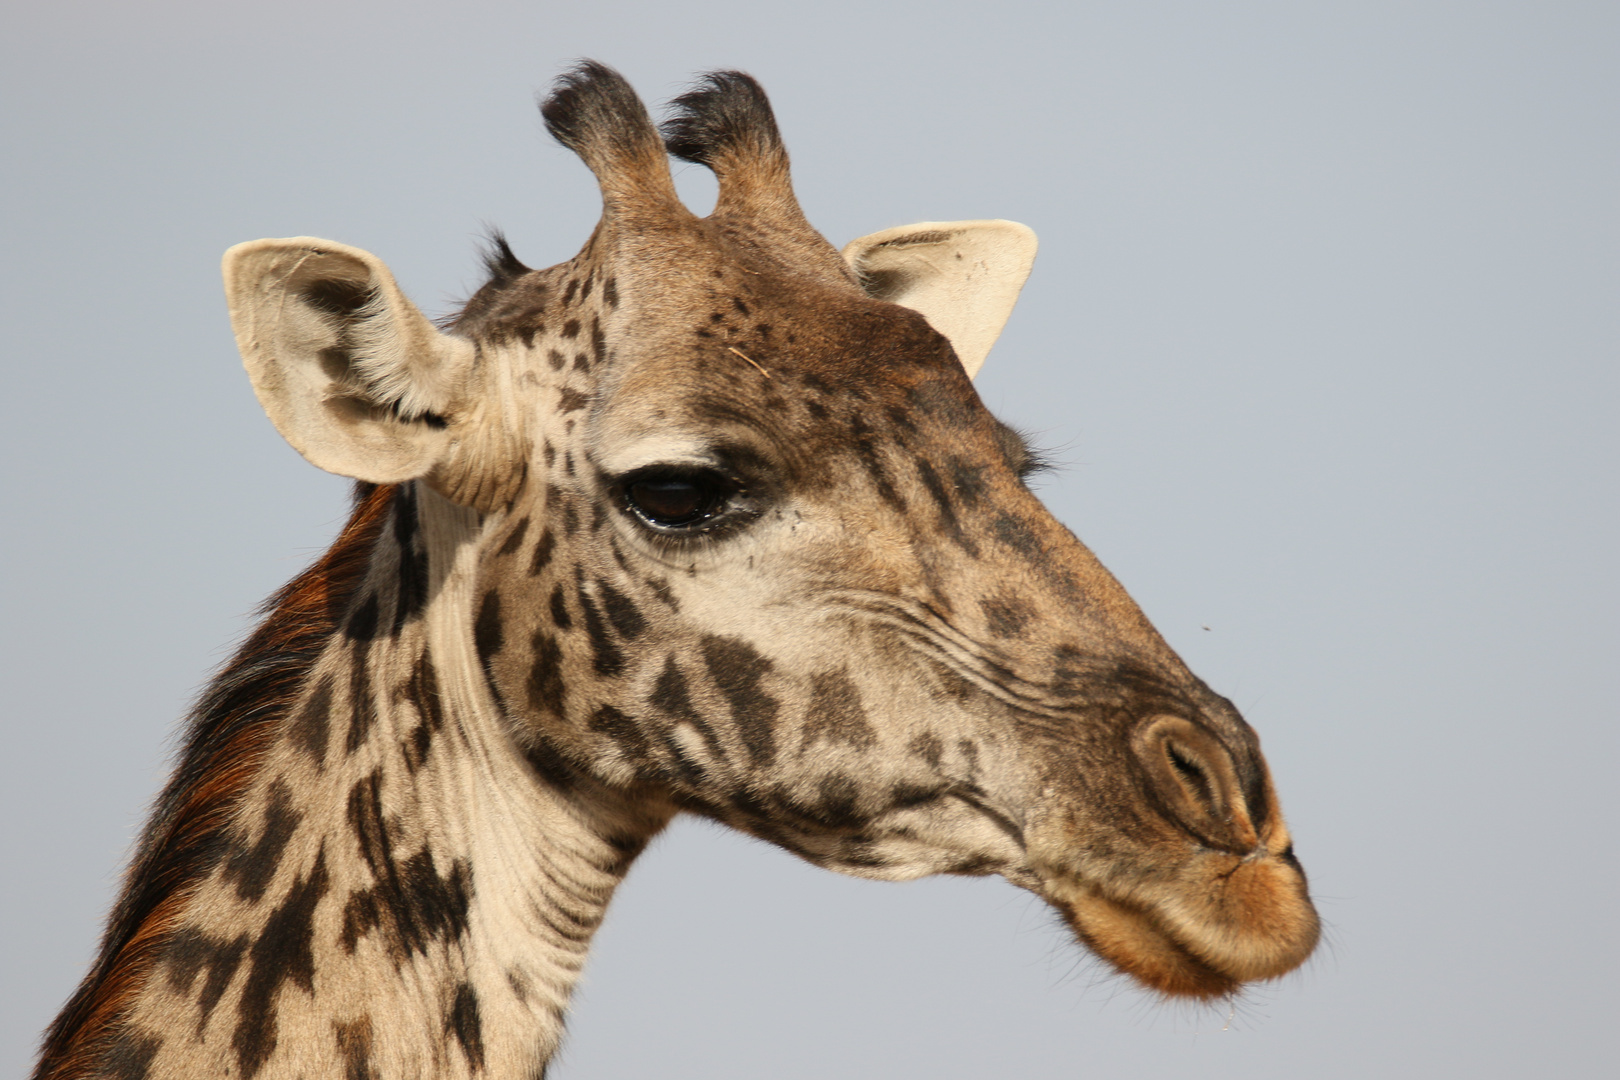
[35,484,396,1079]
[478,231,530,292]
[434,231,533,335]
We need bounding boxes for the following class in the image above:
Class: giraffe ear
[223,238,475,484]
[842,220,1037,379]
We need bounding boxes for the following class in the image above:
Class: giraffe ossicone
[37,63,1318,1080]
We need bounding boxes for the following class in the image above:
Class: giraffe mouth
[1042,854,1321,999]
[1058,887,1241,998]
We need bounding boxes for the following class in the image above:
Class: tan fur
[37,65,1317,1080]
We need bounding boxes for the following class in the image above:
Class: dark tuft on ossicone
[540,61,661,162]
[661,71,783,166]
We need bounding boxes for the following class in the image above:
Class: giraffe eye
[621,468,741,531]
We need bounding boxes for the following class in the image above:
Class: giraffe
[35,64,1319,1079]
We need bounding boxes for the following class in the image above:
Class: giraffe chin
[1048,858,1321,1000]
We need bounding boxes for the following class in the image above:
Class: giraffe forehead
[468,233,1003,475]
[590,357,1002,492]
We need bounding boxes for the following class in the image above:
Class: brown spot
[334,1016,376,1080]
[802,671,875,749]
[233,852,331,1078]
[496,516,530,557]
[527,631,566,721]
[447,983,485,1071]
[701,636,778,766]
[530,528,557,575]
[979,593,1033,638]
[909,732,944,769]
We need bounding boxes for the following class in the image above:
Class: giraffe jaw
[1039,850,1321,999]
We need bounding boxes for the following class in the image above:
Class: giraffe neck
[80,485,673,1080]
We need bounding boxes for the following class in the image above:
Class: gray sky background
[4,2,1615,1076]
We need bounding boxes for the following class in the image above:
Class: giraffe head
[223,64,1317,999]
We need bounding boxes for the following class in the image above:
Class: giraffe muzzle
[1031,714,1319,999]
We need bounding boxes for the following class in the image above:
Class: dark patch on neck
[813,775,863,827]
[233,849,330,1079]
[590,316,607,366]
[530,527,557,575]
[474,591,503,670]
[523,738,579,791]
[98,1032,160,1080]
[548,583,574,630]
[497,515,531,557]
[221,780,301,903]
[341,772,473,960]
[448,984,485,1072]
[345,642,376,755]
[346,593,381,642]
[333,1016,375,1080]
[589,704,651,763]
[390,485,428,632]
[162,927,249,1033]
[401,652,445,774]
[289,674,334,766]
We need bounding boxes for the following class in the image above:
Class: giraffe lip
[1057,887,1241,999]
[1041,853,1321,999]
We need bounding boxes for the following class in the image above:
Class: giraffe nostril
[1165,740,1218,819]
[1132,716,1256,853]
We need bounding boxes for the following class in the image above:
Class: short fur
[36,64,1318,1079]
